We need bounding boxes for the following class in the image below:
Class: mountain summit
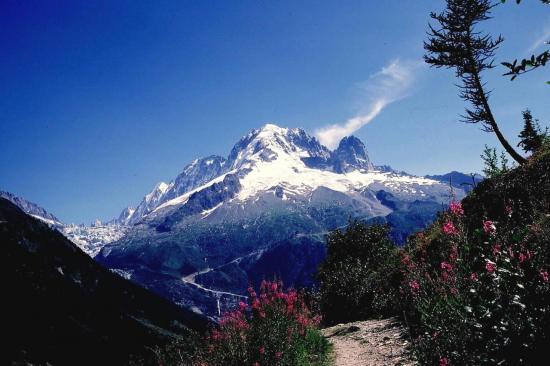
[333,136,374,173]
[117,124,383,224]
[93,123,465,317]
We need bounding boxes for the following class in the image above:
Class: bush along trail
[399,146,550,365]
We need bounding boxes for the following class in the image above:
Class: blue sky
[1,0,549,223]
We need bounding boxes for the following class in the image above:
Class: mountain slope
[426,171,484,193]
[0,198,207,366]
[0,190,128,256]
[96,124,466,317]
[1,190,62,226]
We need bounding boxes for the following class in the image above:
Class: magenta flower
[470,272,478,281]
[409,280,420,293]
[449,201,464,216]
[483,220,496,236]
[485,260,496,273]
[440,261,453,272]
[439,357,450,366]
[238,301,247,311]
[541,271,549,283]
[442,221,459,236]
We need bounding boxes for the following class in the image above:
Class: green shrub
[317,222,403,324]
[403,200,550,365]
[198,281,331,366]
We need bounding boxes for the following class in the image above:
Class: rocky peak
[117,207,135,225]
[228,123,331,169]
[332,136,374,173]
[160,155,228,204]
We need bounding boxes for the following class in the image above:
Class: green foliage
[402,150,550,365]
[481,145,512,178]
[502,51,549,81]
[500,1,549,83]
[518,110,548,154]
[404,210,550,365]
[152,282,331,366]
[148,337,203,366]
[317,222,403,324]
[200,281,330,366]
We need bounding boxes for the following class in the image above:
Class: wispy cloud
[315,59,421,149]
[526,23,550,54]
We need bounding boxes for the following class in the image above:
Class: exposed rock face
[333,136,374,173]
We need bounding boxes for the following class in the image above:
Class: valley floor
[322,318,415,366]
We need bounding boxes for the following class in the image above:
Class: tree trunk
[469,54,527,165]
[490,120,527,165]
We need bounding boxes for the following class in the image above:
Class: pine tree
[481,145,500,178]
[424,0,526,164]
[518,110,545,154]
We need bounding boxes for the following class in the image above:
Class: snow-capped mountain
[61,223,128,257]
[0,191,126,257]
[96,124,469,317]
[117,124,441,226]
[122,182,171,225]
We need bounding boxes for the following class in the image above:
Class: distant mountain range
[2,124,483,318]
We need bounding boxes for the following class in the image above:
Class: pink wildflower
[470,272,478,281]
[483,220,496,236]
[439,357,450,366]
[409,280,420,293]
[485,260,496,273]
[519,252,527,263]
[259,346,265,355]
[442,221,459,236]
[449,201,464,216]
[440,261,453,272]
[541,271,549,283]
[449,245,458,263]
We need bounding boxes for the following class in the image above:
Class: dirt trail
[322,318,415,366]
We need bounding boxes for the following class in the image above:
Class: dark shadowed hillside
[0,198,207,366]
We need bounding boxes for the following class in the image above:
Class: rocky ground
[322,318,416,366]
